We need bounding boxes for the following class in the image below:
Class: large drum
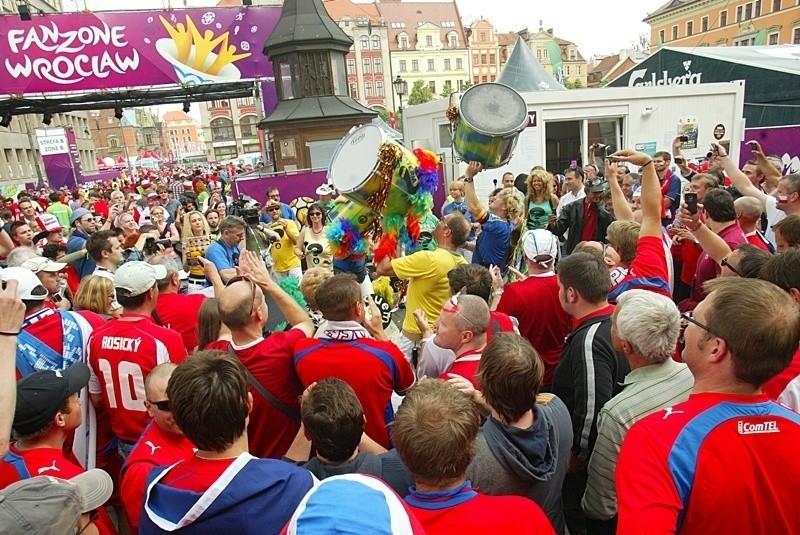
[451,83,528,169]
[328,124,419,213]
[326,198,379,236]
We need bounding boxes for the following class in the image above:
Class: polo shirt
[582,359,694,520]
[205,238,240,273]
[689,222,747,304]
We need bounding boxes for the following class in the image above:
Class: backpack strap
[226,344,300,421]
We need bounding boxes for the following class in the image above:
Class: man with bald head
[206,250,314,458]
[120,363,195,532]
[429,293,490,388]
[734,196,773,253]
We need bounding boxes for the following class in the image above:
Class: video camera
[230,194,262,227]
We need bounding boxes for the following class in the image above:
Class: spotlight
[17,1,32,21]
[42,112,52,125]
[0,113,11,128]
[114,107,123,120]
[182,101,190,113]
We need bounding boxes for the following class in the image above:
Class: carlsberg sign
[628,60,703,87]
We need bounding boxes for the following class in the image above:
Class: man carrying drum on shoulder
[462,161,523,271]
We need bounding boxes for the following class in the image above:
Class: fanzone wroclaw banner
[0,7,280,95]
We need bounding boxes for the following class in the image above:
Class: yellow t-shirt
[392,248,467,334]
[270,220,302,272]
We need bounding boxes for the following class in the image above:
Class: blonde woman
[294,203,332,271]
[73,275,120,319]
[523,169,560,231]
[181,210,211,292]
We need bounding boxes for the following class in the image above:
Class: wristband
[640,160,654,169]
[492,289,504,297]
[0,331,20,336]
[463,176,474,183]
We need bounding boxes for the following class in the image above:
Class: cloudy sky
[63,0,669,59]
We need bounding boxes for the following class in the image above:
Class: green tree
[440,82,454,99]
[563,78,584,89]
[407,79,434,105]
[462,79,474,90]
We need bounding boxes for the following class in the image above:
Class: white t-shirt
[764,194,785,247]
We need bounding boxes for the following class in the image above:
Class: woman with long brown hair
[523,169,560,231]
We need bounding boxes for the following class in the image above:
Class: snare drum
[451,83,528,169]
[328,124,419,213]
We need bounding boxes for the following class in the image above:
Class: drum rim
[328,123,384,193]
[458,82,529,136]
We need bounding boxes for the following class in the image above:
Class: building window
[444,58,451,70]
[480,53,487,64]
[449,33,458,47]
[577,65,581,74]
[240,116,258,138]
[426,35,433,47]
[702,16,709,32]
[687,21,693,36]
[372,35,380,49]
[427,59,435,71]
[473,53,479,65]
[565,65,570,75]
[109,137,118,148]
[456,58,463,70]
[374,58,382,73]
[361,36,368,49]
[756,0,762,16]
[347,59,355,75]
[659,29,665,43]
[569,49,576,60]
[773,0,781,11]
[412,59,419,71]
[720,10,727,26]
[795,27,800,44]
[349,83,358,99]
[489,53,496,64]
[210,118,235,141]
[399,60,406,72]
[737,5,743,21]
[672,25,678,40]
[428,81,435,93]
[363,58,371,73]
[400,35,408,49]
[376,81,384,96]
[768,32,779,44]
[481,75,487,83]
[536,48,542,59]
[365,82,372,98]
[457,80,464,91]
[480,32,486,42]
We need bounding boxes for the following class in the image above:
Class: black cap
[586,177,609,193]
[13,362,90,436]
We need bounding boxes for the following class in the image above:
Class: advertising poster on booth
[0,7,280,111]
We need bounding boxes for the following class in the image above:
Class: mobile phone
[679,135,689,142]
[187,258,201,266]
[685,192,698,215]
[747,141,758,150]
[674,157,685,165]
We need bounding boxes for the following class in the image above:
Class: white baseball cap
[114,261,167,297]
[20,257,67,273]
[1,267,48,300]
[522,229,558,267]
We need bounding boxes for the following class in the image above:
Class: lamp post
[392,74,408,115]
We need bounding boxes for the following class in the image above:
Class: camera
[144,237,172,256]
[231,194,262,227]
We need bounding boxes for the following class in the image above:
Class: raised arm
[604,159,634,222]
[463,161,486,219]
[0,280,24,458]
[714,143,768,208]
[612,150,661,237]
[747,140,782,190]
[679,204,731,264]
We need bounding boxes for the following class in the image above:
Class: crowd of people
[1,134,800,535]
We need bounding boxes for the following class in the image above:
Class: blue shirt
[473,214,512,269]
[67,230,96,278]
[205,238,240,273]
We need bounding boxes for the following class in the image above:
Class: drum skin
[451,83,528,169]
[327,198,378,235]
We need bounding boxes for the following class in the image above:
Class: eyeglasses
[147,399,171,412]
[308,212,322,217]
[267,207,280,212]
[679,311,720,344]
[269,194,280,199]
[721,255,739,276]
[442,293,478,331]
[226,275,259,317]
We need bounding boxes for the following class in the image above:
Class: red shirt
[87,315,188,443]
[689,222,747,306]
[496,273,571,387]
[207,328,308,459]
[762,346,800,411]
[160,455,236,492]
[580,201,598,242]
[617,393,800,534]
[407,486,555,535]
[18,308,95,378]
[120,422,196,531]
[439,348,483,390]
[294,337,415,449]
[0,445,117,535]
[745,230,772,252]
[154,292,206,352]
[609,235,672,301]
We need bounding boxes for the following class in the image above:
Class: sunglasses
[308,212,322,216]
[147,399,171,412]
[267,207,281,212]
[721,255,739,276]
[679,311,720,344]
[226,275,259,317]
[442,293,478,331]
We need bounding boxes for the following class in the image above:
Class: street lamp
[392,75,408,114]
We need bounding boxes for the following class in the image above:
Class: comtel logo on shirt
[737,420,780,435]
[101,336,143,352]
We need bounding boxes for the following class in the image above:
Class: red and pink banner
[0,6,280,96]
